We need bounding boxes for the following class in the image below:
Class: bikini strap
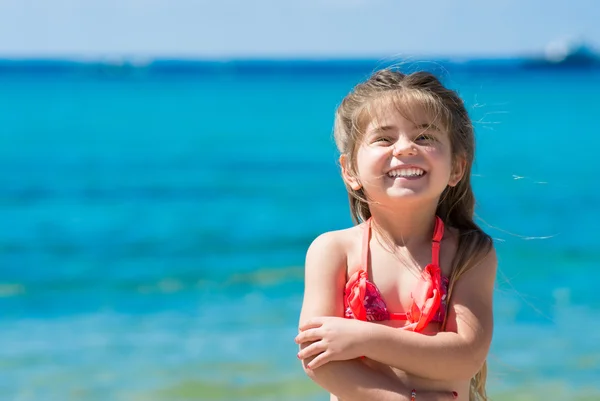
[431,216,444,266]
[361,218,372,273]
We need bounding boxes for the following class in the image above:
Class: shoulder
[300,225,363,321]
[446,225,495,265]
[305,225,363,272]
[451,227,497,289]
[461,228,496,273]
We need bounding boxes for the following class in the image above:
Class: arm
[360,246,497,381]
[298,231,414,401]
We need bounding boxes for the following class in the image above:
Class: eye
[415,134,436,143]
[373,136,393,144]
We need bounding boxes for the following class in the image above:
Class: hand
[295,316,368,369]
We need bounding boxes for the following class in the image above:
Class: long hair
[333,69,493,401]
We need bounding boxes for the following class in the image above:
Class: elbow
[437,352,486,381]
[298,345,319,381]
[429,332,490,381]
[453,338,491,380]
[300,361,338,395]
[451,357,487,381]
[299,357,340,387]
[301,360,318,381]
[299,354,322,383]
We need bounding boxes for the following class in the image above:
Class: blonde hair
[333,69,493,401]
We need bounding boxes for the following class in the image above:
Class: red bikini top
[344,216,449,332]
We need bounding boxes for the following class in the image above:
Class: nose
[392,138,417,156]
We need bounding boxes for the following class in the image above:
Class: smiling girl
[296,69,496,401]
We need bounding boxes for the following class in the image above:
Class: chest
[347,237,456,313]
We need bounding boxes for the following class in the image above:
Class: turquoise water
[1,61,599,400]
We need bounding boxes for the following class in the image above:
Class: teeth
[387,168,425,178]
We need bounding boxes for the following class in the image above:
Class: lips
[386,166,426,178]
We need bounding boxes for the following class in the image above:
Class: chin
[382,187,442,204]
[384,188,426,200]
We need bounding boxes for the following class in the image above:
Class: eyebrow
[370,125,396,133]
[370,123,442,133]
[414,123,442,131]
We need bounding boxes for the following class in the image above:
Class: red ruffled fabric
[344,269,368,321]
[344,263,443,332]
[406,264,443,332]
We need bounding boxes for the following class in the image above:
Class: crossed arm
[297,231,497,398]
[298,232,416,401]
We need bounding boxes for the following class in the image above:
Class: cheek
[427,150,453,180]
[356,147,387,171]
[428,145,451,164]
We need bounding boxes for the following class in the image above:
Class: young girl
[295,69,496,401]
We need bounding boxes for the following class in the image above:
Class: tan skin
[296,110,496,401]
[298,223,496,401]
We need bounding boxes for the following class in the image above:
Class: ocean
[1,59,599,400]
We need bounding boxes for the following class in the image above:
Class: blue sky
[0,0,598,58]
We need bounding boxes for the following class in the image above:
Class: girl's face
[343,104,464,206]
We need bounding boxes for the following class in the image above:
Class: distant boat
[522,39,600,69]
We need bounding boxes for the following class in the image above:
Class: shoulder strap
[431,216,444,266]
[361,218,371,273]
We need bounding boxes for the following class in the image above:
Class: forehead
[359,91,449,134]
[365,110,424,133]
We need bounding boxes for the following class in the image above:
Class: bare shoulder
[472,239,497,279]
[300,224,364,322]
[305,224,363,270]
[450,228,498,301]
[443,225,496,278]
[461,228,497,278]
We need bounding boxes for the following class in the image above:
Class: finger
[307,350,331,370]
[299,318,323,331]
[297,340,327,360]
[295,328,323,344]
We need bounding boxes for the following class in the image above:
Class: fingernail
[452,391,458,399]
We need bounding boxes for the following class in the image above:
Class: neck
[369,198,439,248]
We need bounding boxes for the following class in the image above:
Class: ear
[448,156,466,187]
[339,154,362,191]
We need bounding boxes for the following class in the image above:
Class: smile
[386,167,426,178]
